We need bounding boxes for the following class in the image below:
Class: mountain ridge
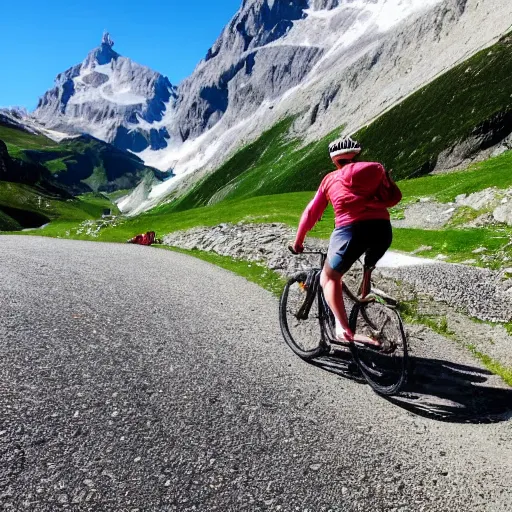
[123,0,512,213]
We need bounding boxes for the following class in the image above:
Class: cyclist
[291,137,402,347]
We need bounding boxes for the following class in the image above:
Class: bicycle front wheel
[349,301,408,395]
[279,272,325,359]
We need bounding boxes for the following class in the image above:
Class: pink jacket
[296,162,402,246]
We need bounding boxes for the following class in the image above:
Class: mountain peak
[101,31,115,48]
[34,32,178,154]
[85,32,119,67]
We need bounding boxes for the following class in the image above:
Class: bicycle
[279,248,409,395]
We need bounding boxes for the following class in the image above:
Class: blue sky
[0,0,242,110]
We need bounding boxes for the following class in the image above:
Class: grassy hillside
[34,187,511,270]
[357,34,512,179]
[0,208,22,231]
[0,181,119,231]
[170,118,337,212]
[0,122,166,229]
[397,150,512,202]
[0,122,165,194]
[21,147,508,271]
[0,124,60,159]
[167,34,512,212]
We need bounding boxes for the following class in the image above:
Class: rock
[411,245,432,255]
[455,187,502,210]
[392,202,456,229]
[493,202,512,225]
[464,212,495,228]
[58,494,68,504]
[164,221,512,322]
[164,222,326,277]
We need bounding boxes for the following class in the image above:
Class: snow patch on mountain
[68,63,148,107]
[125,118,255,215]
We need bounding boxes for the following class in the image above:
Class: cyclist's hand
[288,241,304,254]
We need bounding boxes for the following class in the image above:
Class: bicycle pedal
[329,345,350,355]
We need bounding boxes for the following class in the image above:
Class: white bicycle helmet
[328,136,362,159]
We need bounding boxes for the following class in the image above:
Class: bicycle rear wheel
[349,301,408,395]
[279,272,326,359]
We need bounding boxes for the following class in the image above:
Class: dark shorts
[327,219,392,274]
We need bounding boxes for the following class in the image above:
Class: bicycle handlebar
[287,244,326,256]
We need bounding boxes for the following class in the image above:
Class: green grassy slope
[0,124,60,159]
[170,119,338,212]
[0,181,119,231]
[0,122,164,229]
[0,122,164,194]
[26,147,509,270]
[34,186,511,269]
[397,150,512,201]
[0,208,22,231]
[22,135,163,194]
[356,34,512,179]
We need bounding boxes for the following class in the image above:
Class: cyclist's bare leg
[320,264,352,339]
[321,263,380,347]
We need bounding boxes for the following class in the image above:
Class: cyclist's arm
[294,188,329,248]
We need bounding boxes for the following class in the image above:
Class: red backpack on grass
[127,231,157,246]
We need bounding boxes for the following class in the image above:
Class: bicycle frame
[298,248,368,301]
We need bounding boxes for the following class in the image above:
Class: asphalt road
[0,236,511,511]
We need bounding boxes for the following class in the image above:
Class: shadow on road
[311,351,512,424]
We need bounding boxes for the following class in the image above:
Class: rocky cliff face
[141,0,512,176]
[169,0,400,144]
[171,0,313,140]
[33,33,178,156]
